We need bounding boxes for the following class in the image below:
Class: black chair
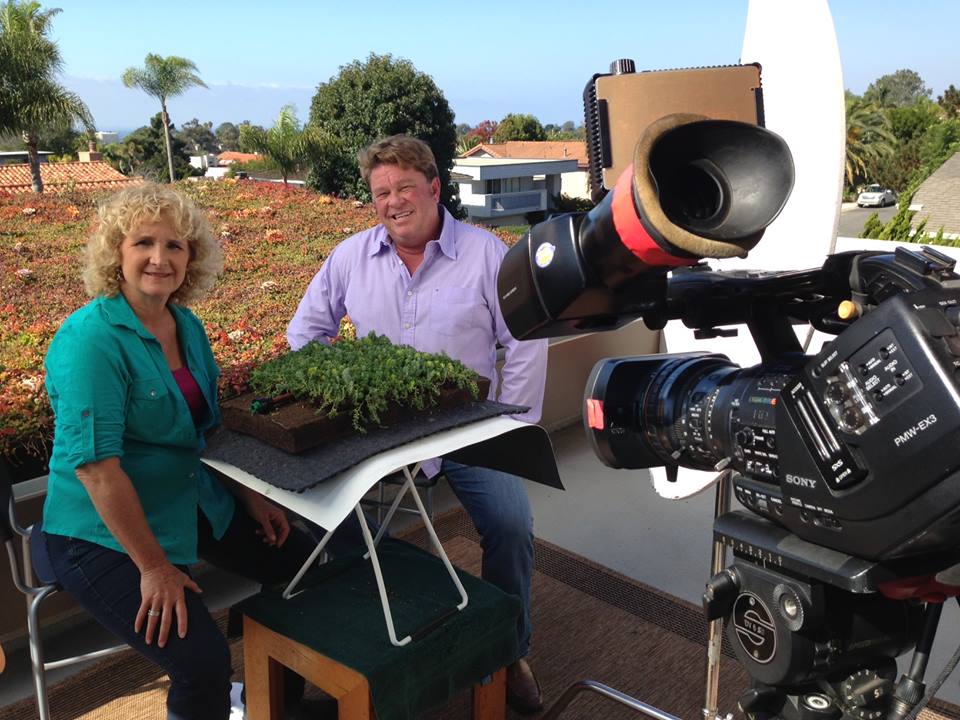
[1,460,126,720]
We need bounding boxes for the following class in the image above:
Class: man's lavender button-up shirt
[287,206,549,476]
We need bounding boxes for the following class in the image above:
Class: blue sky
[46,0,960,133]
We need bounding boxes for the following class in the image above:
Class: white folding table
[203,415,561,647]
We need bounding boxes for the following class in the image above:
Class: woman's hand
[238,488,290,547]
[134,562,202,648]
[75,457,202,648]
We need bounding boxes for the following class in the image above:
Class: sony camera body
[586,248,960,562]
[496,61,960,719]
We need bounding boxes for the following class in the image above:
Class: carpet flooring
[3,508,959,720]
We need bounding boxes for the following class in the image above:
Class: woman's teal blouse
[42,294,235,564]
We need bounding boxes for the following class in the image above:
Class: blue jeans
[43,509,316,720]
[441,459,535,656]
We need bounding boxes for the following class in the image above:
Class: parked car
[857,184,897,208]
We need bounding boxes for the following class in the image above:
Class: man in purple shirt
[288,134,548,713]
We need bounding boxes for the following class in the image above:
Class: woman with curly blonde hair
[82,182,223,304]
[38,183,314,720]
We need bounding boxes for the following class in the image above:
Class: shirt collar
[97,293,185,339]
[367,204,457,261]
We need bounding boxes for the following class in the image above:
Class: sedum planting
[249,333,481,432]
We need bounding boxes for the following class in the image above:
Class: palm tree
[844,96,896,188]
[456,134,482,156]
[122,54,207,183]
[0,1,93,193]
[239,105,326,185]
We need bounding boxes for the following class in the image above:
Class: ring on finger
[147,609,160,617]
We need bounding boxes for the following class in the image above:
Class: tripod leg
[704,469,733,720]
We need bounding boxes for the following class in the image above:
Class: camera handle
[704,467,735,720]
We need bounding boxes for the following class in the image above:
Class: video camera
[497,62,960,720]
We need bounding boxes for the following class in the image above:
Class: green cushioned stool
[238,539,521,720]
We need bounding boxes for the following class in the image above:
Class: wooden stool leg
[243,614,373,720]
[243,616,287,720]
[473,667,506,720]
[338,683,373,720]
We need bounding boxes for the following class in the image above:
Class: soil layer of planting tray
[221,378,491,454]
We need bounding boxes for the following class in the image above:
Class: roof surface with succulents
[0,161,142,195]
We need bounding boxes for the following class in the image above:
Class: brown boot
[506,658,543,715]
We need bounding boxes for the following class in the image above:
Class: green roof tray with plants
[220,333,489,453]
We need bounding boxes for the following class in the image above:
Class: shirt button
[81,409,90,418]
[404,323,411,329]
[407,291,413,297]
[149,389,158,398]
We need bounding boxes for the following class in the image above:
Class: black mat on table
[203,400,526,492]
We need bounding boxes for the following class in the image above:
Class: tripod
[540,470,960,720]
[540,471,733,720]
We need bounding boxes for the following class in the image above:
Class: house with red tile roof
[216,151,261,165]
[461,141,591,201]
[0,160,141,195]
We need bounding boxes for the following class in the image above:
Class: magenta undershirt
[172,366,207,423]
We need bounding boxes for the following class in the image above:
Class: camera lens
[638,354,740,471]
[586,353,802,475]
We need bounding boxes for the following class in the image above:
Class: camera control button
[827,383,846,402]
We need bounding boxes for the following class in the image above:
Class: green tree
[215,121,240,151]
[307,53,459,213]
[844,97,895,187]
[0,0,93,192]
[456,134,482,155]
[177,117,218,153]
[864,69,932,108]
[493,113,546,142]
[886,99,942,144]
[122,54,207,182]
[865,100,941,190]
[239,105,327,185]
[545,125,585,141]
[0,121,80,154]
[105,113,191,180]
[939,84,960,119]
[917,118,960,173]
[237,121,266,152]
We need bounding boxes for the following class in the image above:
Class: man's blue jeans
[441,459,535,657]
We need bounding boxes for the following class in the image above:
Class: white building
[95,131,120,145]
[461,141,592,202]
[452,156,579,226]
